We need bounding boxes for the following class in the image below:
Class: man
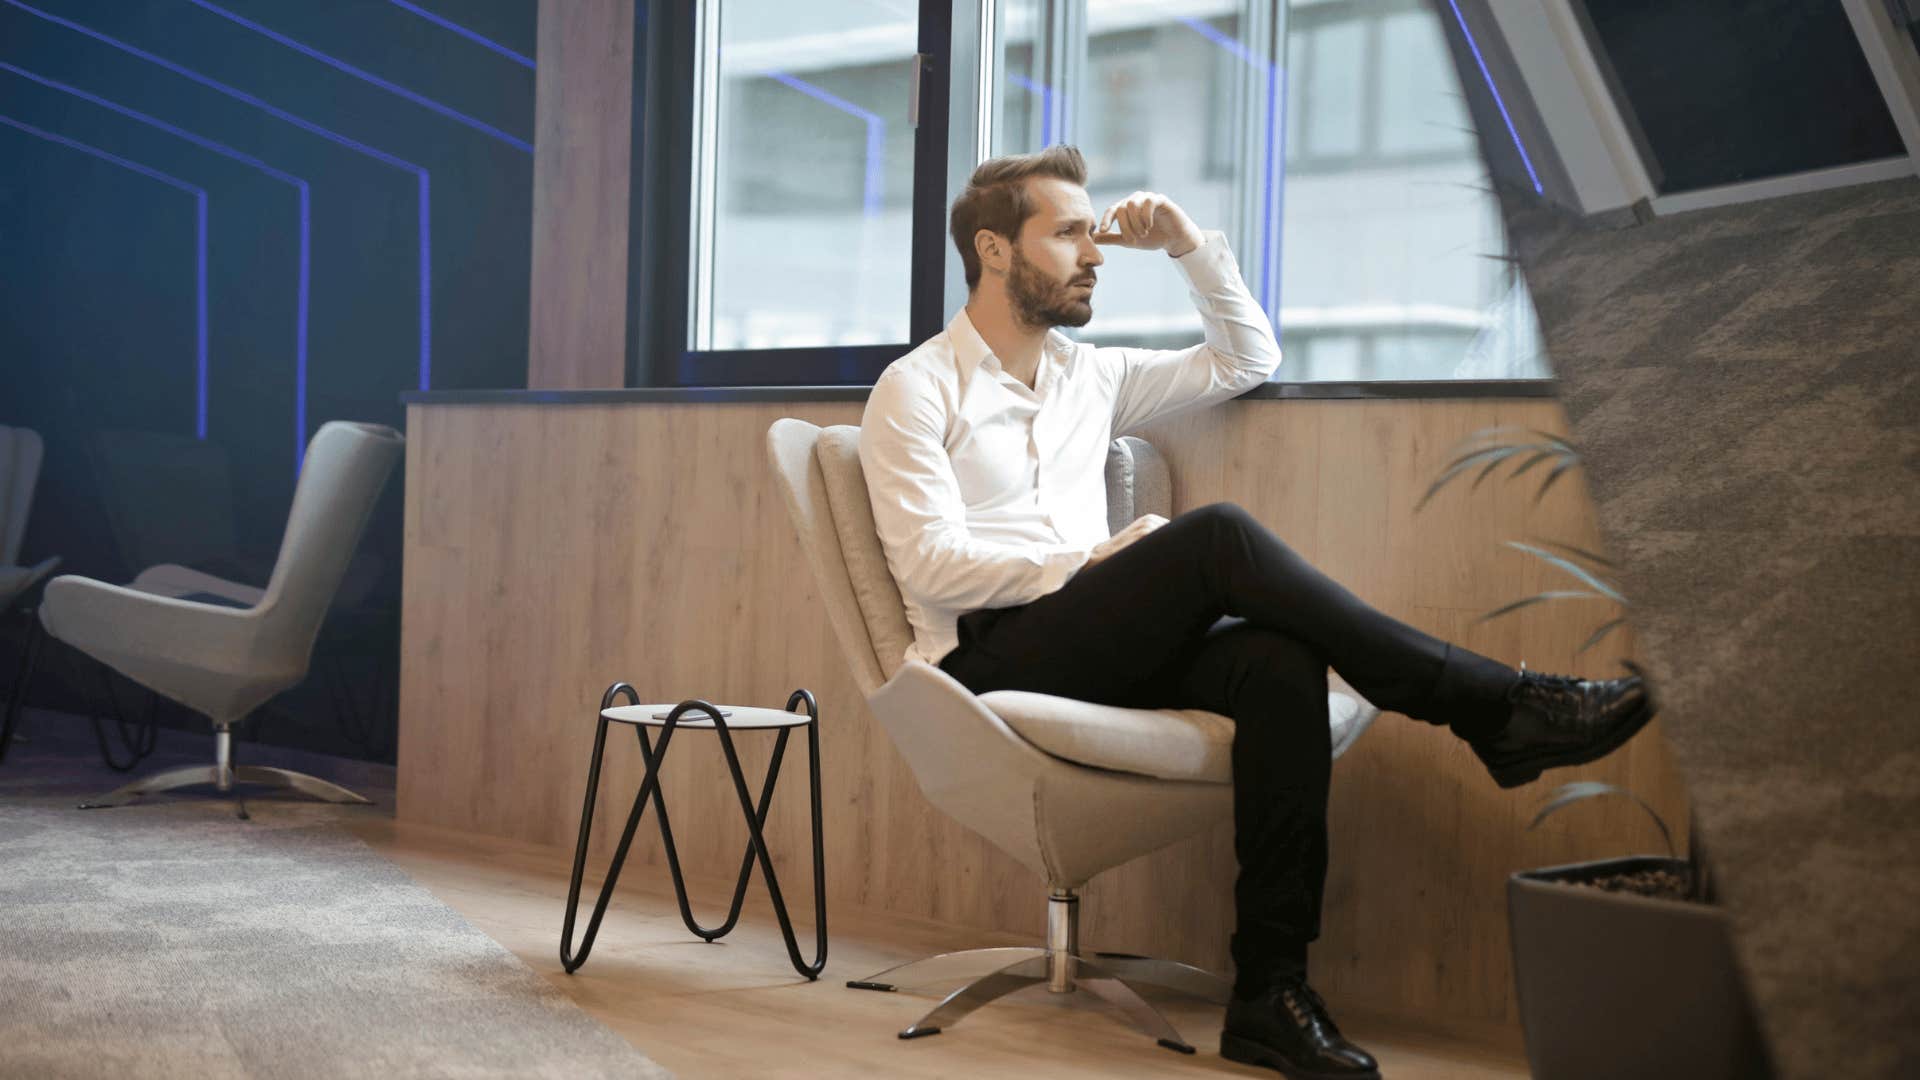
[858,146,1653,1078]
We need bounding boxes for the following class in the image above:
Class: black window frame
[625,0,954,388]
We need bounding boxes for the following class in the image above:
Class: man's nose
[1081,239,1104,267]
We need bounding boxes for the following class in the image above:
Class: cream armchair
[32,421,402,813]
[766,419,1378,1052]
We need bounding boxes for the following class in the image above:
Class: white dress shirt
[859,231,1282,668]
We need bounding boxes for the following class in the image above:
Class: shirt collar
[948,308,1078,380]
[948,307,995,375]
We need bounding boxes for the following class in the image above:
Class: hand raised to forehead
[1094,191,1204,257]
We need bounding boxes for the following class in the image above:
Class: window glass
[1065,3,1257,350]
[1376,9,1474,156]
[696,0,919,349]
[979,0,1549,381]
[1278,0,1545,380]
[1298,17,1367,159]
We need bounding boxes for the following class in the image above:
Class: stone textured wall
[1501,177,1920,1079]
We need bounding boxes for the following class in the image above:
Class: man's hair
[949,145,1088,290]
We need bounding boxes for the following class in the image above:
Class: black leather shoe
[1470,666,1657,789]
[1221,975,1380,1079]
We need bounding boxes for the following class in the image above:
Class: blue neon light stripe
[0,61,314,470]
[417,173,430,390]
[5,0,433,390]
[185,0,532,153]
[1,113,210,439]
[382,0,534,70]
[1008,73,1055,147]
[1178,16,1263,67]
[1443,0,1543,195]
[0,63,304,184]
[765,71,883,217]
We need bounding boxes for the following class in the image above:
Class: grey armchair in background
[27,421,403,813]
[86,427,381,610]
[0,425,59,613]
[1,425,59,761]
[766,419,1380,1051]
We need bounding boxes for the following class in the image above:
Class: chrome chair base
[77,727,369,816]
[848,888,1231,1052]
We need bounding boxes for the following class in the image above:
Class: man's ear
[974,230,1010,278]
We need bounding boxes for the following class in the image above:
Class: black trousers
[936,502,1518,995]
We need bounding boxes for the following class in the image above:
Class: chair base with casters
[76,723,369,819]
[850,885,1229,1053]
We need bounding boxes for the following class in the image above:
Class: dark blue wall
[1,0,537,761]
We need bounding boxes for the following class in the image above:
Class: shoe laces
[1508,662,1588,709]
[1277,978,1340,1036]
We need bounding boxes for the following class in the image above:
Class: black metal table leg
[559,685,827,981]
[637,716,781,943]
[561,682,667,973]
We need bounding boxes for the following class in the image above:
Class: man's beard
[1007,245,1094,329]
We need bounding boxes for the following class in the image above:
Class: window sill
[400,379,1556,407]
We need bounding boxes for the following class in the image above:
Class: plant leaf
[1525,428,1577,452]
[1454,424,1536,450]
[1476,590,1604,622]
[1530,537,1619,570]
[1506,449,1560,480]
[1470,452,1521,491]
[1439,443,1525,474]
[1506,541,1626,602]
[1527,781,1674,858]
[1575,616,1627,653]
[1532,457,1583,503]
[1418,446,1527,510]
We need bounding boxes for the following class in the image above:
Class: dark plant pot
[1508,855,1775,1080]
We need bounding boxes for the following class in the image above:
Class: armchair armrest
[40,574,266,678]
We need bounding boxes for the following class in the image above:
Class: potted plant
[1424,428,1776,1078]
[1507,783,1774,1080]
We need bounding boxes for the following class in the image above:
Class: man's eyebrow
[1058,215,1097,230]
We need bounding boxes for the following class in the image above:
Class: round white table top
[600,703,813,729]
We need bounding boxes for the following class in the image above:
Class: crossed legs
[937,502,1521,993]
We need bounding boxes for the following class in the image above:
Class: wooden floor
[349,818,1530,1079]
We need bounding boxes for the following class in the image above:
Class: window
[629,0,950,385]
[1276,0,1545,381]
[700,3,919,351]
[631,0,1549,387]
[988,0,1548,381]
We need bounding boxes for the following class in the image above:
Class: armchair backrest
[767,419,1171,696]
[255,422,403,666]
[0,426,44,566]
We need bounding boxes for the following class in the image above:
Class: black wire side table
[559,682,827,980]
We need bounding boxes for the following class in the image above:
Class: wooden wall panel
[398,397,1692,1038]
[527,0,632,390]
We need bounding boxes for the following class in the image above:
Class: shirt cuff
[1171,229,1241,292]
[1036,545,1093,595]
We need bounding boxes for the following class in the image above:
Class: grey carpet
[0,723,670,1079]
[1497,177,1920,1079]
